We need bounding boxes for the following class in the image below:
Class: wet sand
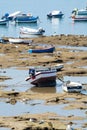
[0,35,87,130]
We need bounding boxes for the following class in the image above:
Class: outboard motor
[29,68,35,79]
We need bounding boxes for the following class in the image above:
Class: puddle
[0,128,10,130]
[64,76,87,84]
[0,67,30,92]
[0,53,5,56]
[79,66,87,69]
[66,61,74,65]
[0,100,86,117]
[0,67,63,93]
[57,45,87,51]
[65,97,76,101]
[81,90,87,95]
[0,67,87,129]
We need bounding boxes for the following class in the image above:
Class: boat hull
[15,16,38,23]
[20,27,45,35]
[26,70,56,87]
[8,38,32,44]
[28,46,55,53]
[47,13,64,18]
[72,17,87,21]
[0,19,8,25]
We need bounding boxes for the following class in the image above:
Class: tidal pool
[0,67,87,129]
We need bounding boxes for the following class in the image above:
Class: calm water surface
[0,0,87,37]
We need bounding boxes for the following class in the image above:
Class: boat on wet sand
[25,67,57,87]
[28,45,55,53]
[8,38,33,44]
[62,81,82,92]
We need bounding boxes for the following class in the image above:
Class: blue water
[0,0,87,37]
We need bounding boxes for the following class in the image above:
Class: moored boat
[0,19,8,25]
[25,67,57,87]
[47,10,64,18]
[28,45,55,53]
[29,64,64,73]
[8,38,33,44]
[62,81,82,92]
[20,27,45,35]
[14,13,39,23]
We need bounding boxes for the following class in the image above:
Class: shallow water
[0,128,10,130]
[0,67,87,95]
[57,45,87,51]
[64,75,87,84]
[0,98,87,129]
[0,67,87,129]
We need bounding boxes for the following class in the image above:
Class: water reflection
[30,86,56,93]
[47,17,63,35]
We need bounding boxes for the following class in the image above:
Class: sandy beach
[0,35,87,130]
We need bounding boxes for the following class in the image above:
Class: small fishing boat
[62,81,82,92]
[28,45,55,53]
[25,67,57,87]
[29,64,64,73]
[20,27,45,35]
[8,38,33,44]
[47,10,64,18]
[0,19,8,25]
[14,13,38,23]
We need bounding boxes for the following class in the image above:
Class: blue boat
[14,13,39,23]
[28,45,55,53]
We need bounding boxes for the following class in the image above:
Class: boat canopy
[51,10,62,15]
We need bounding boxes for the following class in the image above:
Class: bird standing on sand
[66,122,74,130]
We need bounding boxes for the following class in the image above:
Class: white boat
[20,27,45,35]
[29,64,63,72]
[0,19,8,25]
[8,38,33,44]
[62,81,82,93]
[47,10,64,18]
[25,67,57,87]
[2,11,21,21]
